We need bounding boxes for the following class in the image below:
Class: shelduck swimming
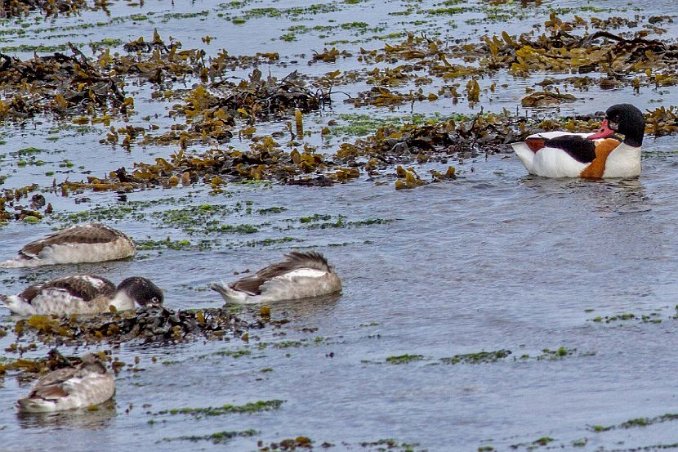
[0,223,135,268]
[17,353,115,413]
[1,275,163,316]
[512,104,645,178]
[210,251,342,304]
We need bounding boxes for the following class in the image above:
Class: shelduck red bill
[586,119,616,140]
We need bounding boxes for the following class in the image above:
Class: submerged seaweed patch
[385,354,424,364]
[0,348,83,381]
[160,429,258,444]
[440,349,511,364]
[590,413,678,432]
[359,439,421,450]
[510,436,554,449]
[153,399,284,418]
[590,311,664,324]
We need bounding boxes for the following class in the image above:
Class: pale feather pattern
[0,223,135,268]
[17,355,115,413]
[1,275,163,316]
[210,251,342,304]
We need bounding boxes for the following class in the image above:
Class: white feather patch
[276,268,328,280]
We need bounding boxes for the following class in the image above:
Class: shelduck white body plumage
[0,223,135,268]
[512,104,645,179]
[17,354,115,413]
[1,275,163,316]
[210,251,341,304]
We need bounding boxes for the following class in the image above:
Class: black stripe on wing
[545,135,596,163]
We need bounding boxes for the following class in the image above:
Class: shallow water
[1,0,677,450]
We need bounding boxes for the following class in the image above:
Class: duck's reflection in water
[17,400,116,430]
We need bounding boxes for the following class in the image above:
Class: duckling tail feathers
[0,258,29,269]
[210,282,249,304]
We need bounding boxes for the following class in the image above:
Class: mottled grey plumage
[232,251,334,295]
[19,275,116,304]
[17,354,115,413]
[1,223,135,267]
[1,275,163,316]
[19,224,127,258]
[211,251,342,304]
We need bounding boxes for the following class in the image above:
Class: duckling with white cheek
[1,275,163,316]
[210,251,342,304]
[17,353,115,413]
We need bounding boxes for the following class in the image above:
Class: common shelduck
[512,104,645,178]
[1,275,163,316]
[17,353,115,413]
[210,251,342,304]
[0,223,135,268]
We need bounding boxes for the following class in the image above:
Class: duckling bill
[210,251,341,304]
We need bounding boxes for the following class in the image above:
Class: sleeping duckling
[0,223,135,268]
[210,251,341,304]
[17,353,115,413]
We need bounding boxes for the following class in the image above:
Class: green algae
[257,207,287,215]
[134,238,198,251]
[510,436,555,449]
[152,206,261,235]
[211,348,252,358]
[441,349,511,365]
[591,413,678,432]
[296,214,393,229]
[155,399,284,418]
[385,354,424,364]
[161,429,258,444]
[591,312,663,324]
[359,439,420,451]
[245,237,297,247]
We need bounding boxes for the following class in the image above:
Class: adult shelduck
[0,223,135,268]
[1,275,163,316]
[210,251,342,304]
[17,353,115,413]
[512,104,645,178]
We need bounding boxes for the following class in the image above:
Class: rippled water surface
[0,0,677,450]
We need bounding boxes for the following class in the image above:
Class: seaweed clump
[0,0,86,18]
[0,348,86,381]
[13,306,269,345]
[56,105,678,195]
[0,46,128,121]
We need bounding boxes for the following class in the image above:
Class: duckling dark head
[117,277,164,307]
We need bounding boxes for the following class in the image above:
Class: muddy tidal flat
[0,0,677,450]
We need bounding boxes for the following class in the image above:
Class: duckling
[210,251,341,304]
[17,353,115,413]
[1,275,163,316]
[0,223,135,268]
